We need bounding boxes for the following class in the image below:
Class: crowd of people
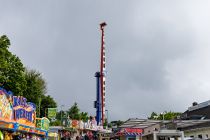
[61,131,98,140]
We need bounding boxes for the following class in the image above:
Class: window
[198,135,202,139]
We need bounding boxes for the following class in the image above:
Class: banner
[47,108,57,119]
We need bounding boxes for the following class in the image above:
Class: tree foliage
[148,111,182,120]
[23,69,47,105]
[68,102,80,120]
[0,35,26,95]
[67,102,89,121]
[0,35,57,118]
[50,120,61,126]
[80,112,89,122]
[110,120,124,127]
[40,95,57,118]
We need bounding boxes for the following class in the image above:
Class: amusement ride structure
[94,22,107,125]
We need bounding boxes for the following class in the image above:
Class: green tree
[56,110,65,120]
[67,102,81,120]
[103,118,108,128]
[0,35,58,119]
[67,103,89,121]
[148,112,158,119]
[22,69,58,118]
[148,111,182,120]
[80,112,89,122]
[50,120,61,126]
[0,35,26,95]
[23,69,47,106]
[40,95,57,118]
[110,120,124,127]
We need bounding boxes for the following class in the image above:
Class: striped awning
[115,128,142,136]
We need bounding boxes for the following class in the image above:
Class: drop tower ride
[94,22,107,125]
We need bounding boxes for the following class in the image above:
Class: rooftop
[119,118,210,129]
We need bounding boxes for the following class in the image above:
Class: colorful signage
[13,96,36,126]
[47,108,57,119]
[0,122,14,129]
[124,128,143,133]
[61,118,110,131]
[0,88,48,136]
[36,117,50,131]
[0,89,13,120]
[41,117,50,130]
[72,120,79,128]
[18,125,30,132]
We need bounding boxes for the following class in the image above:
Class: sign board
[13,96,36,126]
[36,117,50,131]
[48,108,57,119]
[41,117,50,130]
[0,89,13,120]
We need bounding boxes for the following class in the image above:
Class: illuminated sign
[13,96,36,126]
[36,117,50,131]
[41,117,50,130]
[0,89,13,120]
[0,122,14,129]
[0,88,47,136]
[18,125,30,132]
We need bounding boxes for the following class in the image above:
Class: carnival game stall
[112,128,143,140]
[60,116,112,140]
[48,126,64,140]
[0,87,49,139]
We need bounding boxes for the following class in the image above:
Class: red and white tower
[100,22,107,124]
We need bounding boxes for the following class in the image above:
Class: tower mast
[100,22,107,125]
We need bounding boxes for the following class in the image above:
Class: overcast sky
[1,1,210,121]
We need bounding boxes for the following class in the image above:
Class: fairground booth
[112,128,143,140]
[48,117,112,140]
[0,87,49,139]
